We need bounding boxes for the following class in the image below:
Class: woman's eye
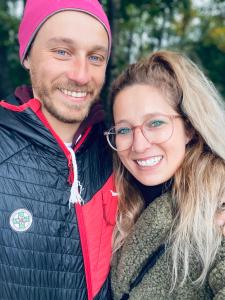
[149,120,165,128]
[116,127,132,135]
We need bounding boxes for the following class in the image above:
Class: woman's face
[113,84,190,186]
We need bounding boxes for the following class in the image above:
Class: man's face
[24,11,109,126]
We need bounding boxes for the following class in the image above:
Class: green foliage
[101,0,225,111]
[0,0,29,98]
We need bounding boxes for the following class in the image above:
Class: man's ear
[23,56,30,70]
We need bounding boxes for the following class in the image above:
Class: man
[0,0,117,299]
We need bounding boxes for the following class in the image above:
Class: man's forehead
[36,11,109,44]
[40,10,107,32]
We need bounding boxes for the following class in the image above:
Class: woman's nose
[131,127,153,153]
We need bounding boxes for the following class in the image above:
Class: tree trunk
[101,0,121,123]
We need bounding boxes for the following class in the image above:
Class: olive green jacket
[111,193,225,299]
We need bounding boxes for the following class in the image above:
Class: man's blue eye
[89,55,104,63]
[57,49,67,56]
[116,127,132,135]
[90,56,99,61]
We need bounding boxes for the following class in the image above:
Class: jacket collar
[14,85,105,146]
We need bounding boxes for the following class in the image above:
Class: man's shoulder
[0,123,30,162]
[0,90,33,163]
[1,85,32,105]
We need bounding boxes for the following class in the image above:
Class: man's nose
[131,127,152,153]
[66,57,91,86]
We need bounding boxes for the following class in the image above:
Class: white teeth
[136,156,162,167]
[61,89,87,98]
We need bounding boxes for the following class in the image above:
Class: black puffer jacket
[0,90,117,300]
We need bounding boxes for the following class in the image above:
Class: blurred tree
[193,2,225,96]
[0,0,29,98]
[101,0,225,112]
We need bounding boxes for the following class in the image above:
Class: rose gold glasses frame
[104,114,182,152]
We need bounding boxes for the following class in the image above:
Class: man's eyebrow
[46,37,75,46]
[91,45,108,55]
[46,37,108,54]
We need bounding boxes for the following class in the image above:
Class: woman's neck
[132,178,173,208]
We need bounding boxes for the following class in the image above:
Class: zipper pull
[68,154,74,185]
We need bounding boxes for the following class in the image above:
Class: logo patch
[10,209,33,232]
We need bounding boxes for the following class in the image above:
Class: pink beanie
[18,0,111,64]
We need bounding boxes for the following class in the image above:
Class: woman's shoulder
[138,192,173,230]
[208,237,225,296]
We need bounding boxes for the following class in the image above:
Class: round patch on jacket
[9,209,33,232]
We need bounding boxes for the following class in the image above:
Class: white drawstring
[66,146,84,208]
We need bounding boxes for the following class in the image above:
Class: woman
[105,51,225,299]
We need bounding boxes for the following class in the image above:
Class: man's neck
[53,122,78,143]
[42,109,79,143]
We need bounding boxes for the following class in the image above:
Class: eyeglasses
[104,114,181,151]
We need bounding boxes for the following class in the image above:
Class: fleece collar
[112,193,173,296]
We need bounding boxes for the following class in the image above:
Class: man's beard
[31,76,100,124]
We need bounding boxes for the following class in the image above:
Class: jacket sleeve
[208,237,225,299]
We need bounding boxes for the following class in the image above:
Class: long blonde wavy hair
[110,50,225,288]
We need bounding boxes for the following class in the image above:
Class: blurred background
[1,0,225,115]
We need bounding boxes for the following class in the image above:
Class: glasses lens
[143,115,173,144]
[107,124,133,151]
[106,115,174,151]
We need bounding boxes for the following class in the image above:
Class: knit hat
[18,0,111,64]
